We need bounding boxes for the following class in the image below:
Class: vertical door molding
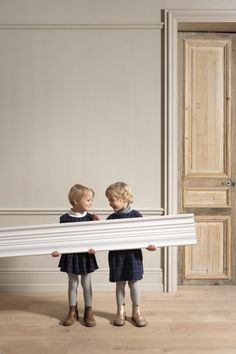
[163,9,236,292]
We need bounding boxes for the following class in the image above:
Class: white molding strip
[164,9,179,293]
[0,214,196,258]
[0,208,164,216]
[165,9,236,23]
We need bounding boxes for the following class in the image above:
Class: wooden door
[178,32,236,285]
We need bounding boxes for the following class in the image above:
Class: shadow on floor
[0,294,114,324]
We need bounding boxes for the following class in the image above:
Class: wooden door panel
[184,215,231,280]
[178,33,235,285]
[184,39,231,177]
[184,187,231,208]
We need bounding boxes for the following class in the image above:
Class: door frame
[163,9,236,292]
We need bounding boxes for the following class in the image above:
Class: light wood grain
[178,33,235,285]
[0,287,236,354]
[184,38,231,177]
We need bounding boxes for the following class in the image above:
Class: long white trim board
[0,214,196,257]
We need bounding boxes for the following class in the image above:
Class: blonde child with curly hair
[105,181,156,327]
[51,183,99,327]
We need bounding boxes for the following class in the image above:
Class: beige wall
[0,0,163,292]
[0,26,161,210]
[1,0,236,292]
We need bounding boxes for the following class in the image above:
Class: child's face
[73,191,94,213]
[107,194,128,212]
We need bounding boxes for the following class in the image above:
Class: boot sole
[131,317,147,327]
[84,322,96,327]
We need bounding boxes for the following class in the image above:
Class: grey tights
[68,273,92,307]
[116,280,140,306]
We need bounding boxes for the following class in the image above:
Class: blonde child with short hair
[51,184,99,327]
[105,182,156,327]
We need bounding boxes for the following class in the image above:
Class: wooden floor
[0,286,236,354]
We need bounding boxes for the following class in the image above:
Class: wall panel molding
[0,23,163,30]
[0,267,163,292]
[166,9,236,24]
[0,267,162,275]
[0,208,164,216]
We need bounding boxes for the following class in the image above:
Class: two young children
[52,182,156,328]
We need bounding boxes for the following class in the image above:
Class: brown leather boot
[113,304,126,326]
[63,304,79,326]
[83,306,96,327]
[131,305,147,327]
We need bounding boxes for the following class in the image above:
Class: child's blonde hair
[105,182,133,204]
[68,184,95,206]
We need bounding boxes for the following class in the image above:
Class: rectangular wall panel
[0,20,163,291]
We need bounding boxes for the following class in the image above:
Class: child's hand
[88,248,96,254]
[51,250,61,257]
[146,244,156,251]
[92,213,100,220]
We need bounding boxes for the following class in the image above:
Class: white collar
[68,210,87,218]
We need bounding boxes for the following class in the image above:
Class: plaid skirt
[108,249,143,282]
[58,253,98,275]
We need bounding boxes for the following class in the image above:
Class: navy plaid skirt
[108,249,143,282]
[59,253,98,275]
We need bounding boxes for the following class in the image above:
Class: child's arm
[146,245,157,251]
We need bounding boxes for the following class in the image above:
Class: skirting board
[0,214,196,257]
